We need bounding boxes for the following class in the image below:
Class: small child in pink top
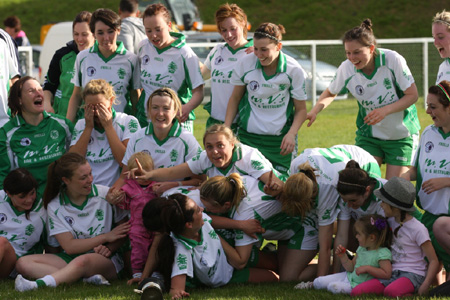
[119,152,157,278]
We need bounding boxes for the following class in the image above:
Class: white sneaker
[83,274,110,285]
[15,274,38,292]
[294,281,314,289]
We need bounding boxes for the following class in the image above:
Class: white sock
[39,275,57,287]
[15,274,38,292]
[83,274,110,285]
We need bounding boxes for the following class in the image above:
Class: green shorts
[278,222,319,251]
[355,133,418,166]
[421,211,450,271]
[238,129,296,176]
[229,267,250,283]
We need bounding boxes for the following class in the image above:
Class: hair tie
[254,31,280,43]
[299,169,307,174]
[438,83,450,102]
[371,217,387,231]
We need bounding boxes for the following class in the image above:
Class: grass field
[0,99,435,300]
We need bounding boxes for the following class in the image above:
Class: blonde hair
[146,87,182,121]
[127,152,154,171]
[433,10,450,30]
[200,173,246,211]
[82,79,117,106]
[215,3,248,36]
[279,162,318,218]
[203,124,238,146]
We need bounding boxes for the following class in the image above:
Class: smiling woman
[0,76,73,197]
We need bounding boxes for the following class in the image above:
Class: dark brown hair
[337,160,377,196]
[254,22,285,44]
[4,168,38,219]
[3,16,21,32]
[8,76,36,117]
[342,19,377,48]
[355,214,392,249]
[90,8,121,33]
[429,80,450,108]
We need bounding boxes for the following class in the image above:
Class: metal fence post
[311,43,317,106]
[423,41,428,109]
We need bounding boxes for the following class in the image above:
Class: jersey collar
[153,32,186,55]
[174,228,204,250]
[356,48,385,80]
[435,125,450,139]
[90,41,126,63]
[6,195,42,216]
[256,51,287,81]
[14,111,51,127]
[145,119,182,146]
[225,39,254,55]
[360,180,381,211]
[60,184,98,210]
[94,108,116,133]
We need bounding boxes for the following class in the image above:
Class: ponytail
[200,173,246,211]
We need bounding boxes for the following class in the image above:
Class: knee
[433,217,450,236]
[15,256,31,275]
[71,255,91,269]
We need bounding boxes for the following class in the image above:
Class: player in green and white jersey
[225,23,307,175]
[129,124,285,196]
[433,10,450,84]
[70,79,140,187]
[282,144,381,277]
[0,77,73,198]
[307,19,420,179]
[0,169,48,279]
[402,81,450,270]
[136,4,204,131]
[14,153,130,292]
[200,4,253,128]
[0,37,19,127]
[66,8,141,123]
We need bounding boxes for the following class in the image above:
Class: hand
[364,107,388,125]
[105,221,130,243]
[126,158,153,180]
[239,219,265,239]
[335,244,347,258]
[84,104,95,129]
[245,46,254,54]
[127,277,141,285]
[106,186,126,205]
[180,104,191,123]
[280,133,296,155]
[418,283,429,296]
[152,181,177,196]
[171,288,190,299]
[95,103,113,129]
[263,171,282,197]
[355,266,367,275]
[422,178,450,194]
[306,111,317,127]
[93,244,111,258]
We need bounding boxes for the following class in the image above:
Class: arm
[355,259,392,279]
[54,221,130,255]
[317,223,334,277]
[68,107,94,156]
[180,85,203,123]
[131,162,195,182]
[364,83,418,126]
[43,90,55,113]
[306,88,337,127]
[103,218,130,253]
[418,240,440,295]
[260,170,284,197]
[210,215,264,239]
[422,177,450,194]
[280,100,307,155]
[152,174,206,196]
[200,62,211,80]
[333,219,350,273]
[66,86,82,123]
[140,233,162,282]
[219,237,253,270]
[170,274,190,300]
[335,244,356,272]
[224,85,246,127]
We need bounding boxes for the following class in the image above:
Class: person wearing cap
[351,177,439,297]
[401,80,450,275]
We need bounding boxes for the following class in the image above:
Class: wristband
[178,181,182,187]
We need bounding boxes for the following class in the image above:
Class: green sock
[36,279,46,287]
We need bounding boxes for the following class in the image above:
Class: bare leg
[51,253,117,285]
[16,254,67,279]
[248,268,279,283]
[433,216,450,254]
[0,237,17,278]
[277,245,317,282]
[385,164,410,180]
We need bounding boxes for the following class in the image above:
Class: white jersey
[0,191,46,257]
[187,143,273,179]
[203,40,253,123]
[122,120,201,180]
[71,111,140,186]
[162,186,203,208]
[436,59,450,84]
[290,145,381,226]
[137,32,204,123]
[329,48,420,140]
[230,51,307,135]
[0,39,19,127]
[339,178,386,221]
[171,213,233,287]
[230,176,302,247]
[72,41,141,113]
[413,125,450,215]
[47,185,127,243]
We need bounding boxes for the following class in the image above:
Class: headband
[338,180,366,188]
[438,83,450,102]
[435,20,450,27]
[379,186,413,209]
[254,31,280,43]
